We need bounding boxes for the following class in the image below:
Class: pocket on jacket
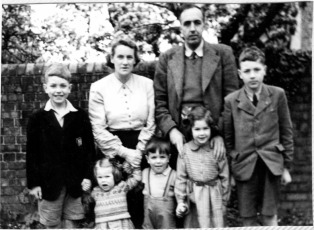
[229,150,239,161]
[275,144,285,153]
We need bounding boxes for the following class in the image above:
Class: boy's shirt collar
[185,40,204,58]
[152,166,171,176]
[44,99,77,114]
[244,84,263,101]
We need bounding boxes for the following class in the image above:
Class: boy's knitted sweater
[91,166,141,224]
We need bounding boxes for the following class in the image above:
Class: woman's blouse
[175,141,230,206]
[89,73,155,157]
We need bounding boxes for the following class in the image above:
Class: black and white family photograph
[0,0,312,228]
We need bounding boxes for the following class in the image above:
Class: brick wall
[1,61,312,220]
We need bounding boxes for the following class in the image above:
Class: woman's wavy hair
[187,106,219,140]
[106,38,141,69]
[93,158,123,185]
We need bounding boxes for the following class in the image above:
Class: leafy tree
[2,5,41,63]
[1,2,309,65]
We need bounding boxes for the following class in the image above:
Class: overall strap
[163,169,174,198]
[147,168,151,196]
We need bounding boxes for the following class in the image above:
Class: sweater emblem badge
[76,137,82,146]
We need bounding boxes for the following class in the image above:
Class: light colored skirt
[95,218,134,229]
[184,180,224,228]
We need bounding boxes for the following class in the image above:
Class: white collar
[185,40,204,58]
[111,73,134,93]
[152,166,171,176]
[244,84,263,100]
[44,99,77,113]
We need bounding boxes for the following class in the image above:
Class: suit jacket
[26,106,95,201]
[154,41,238,136]
[223,84,294,181]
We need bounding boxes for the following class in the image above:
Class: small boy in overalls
[142,137,183,229]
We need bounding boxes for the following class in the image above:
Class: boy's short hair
[239,46,265,65]
[106,38,141,69]
[145,136,171,156]
[187,106,219,138]
[94,158,123,185]
[44,63,72,83]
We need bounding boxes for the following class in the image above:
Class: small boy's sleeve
[26,112,41,189]
[278,90,294,169]
[175,150,188,204]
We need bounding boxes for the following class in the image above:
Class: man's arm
[154,52,177,136]
[219,45,239,131]
[222,97,235,155]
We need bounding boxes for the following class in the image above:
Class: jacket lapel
[43,110,62,130]
[63,111,78,131]
[237,88,255,115]
[169,46,185,108]
[255,84,272,116]
[202,42,220,93]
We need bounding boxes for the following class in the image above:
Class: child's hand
[81,179,92,191]
[176,203,188,218]
[281,168,292,185]
[29,186,42,200]
[230,175,236,187]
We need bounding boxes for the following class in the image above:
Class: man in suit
[223,46,293,226]
[154,4,239,163]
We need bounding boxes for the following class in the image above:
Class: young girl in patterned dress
[175,106,230,228]
[91,158,141,229]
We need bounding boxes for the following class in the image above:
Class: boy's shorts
[236,157,281,218]
[38,187,85,227]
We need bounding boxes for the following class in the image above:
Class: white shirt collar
[185,40,204,58]
[244,84,263,101]
[111,73,134,93]
[152,166,171,176]
[44,99,77,113]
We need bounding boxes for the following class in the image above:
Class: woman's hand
[29,186,42,200]
[81,179,92,191]
[126,149,142,168]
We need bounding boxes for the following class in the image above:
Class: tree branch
[244,3,285,43]
[220,4,251,45]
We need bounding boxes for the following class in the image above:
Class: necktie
[253,94,258,107]
[190,52,197,64]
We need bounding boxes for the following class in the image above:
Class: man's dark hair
[179,4,205,22]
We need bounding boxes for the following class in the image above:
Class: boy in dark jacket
[26,63,95,228]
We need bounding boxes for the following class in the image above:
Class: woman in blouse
[88,38,156,228]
